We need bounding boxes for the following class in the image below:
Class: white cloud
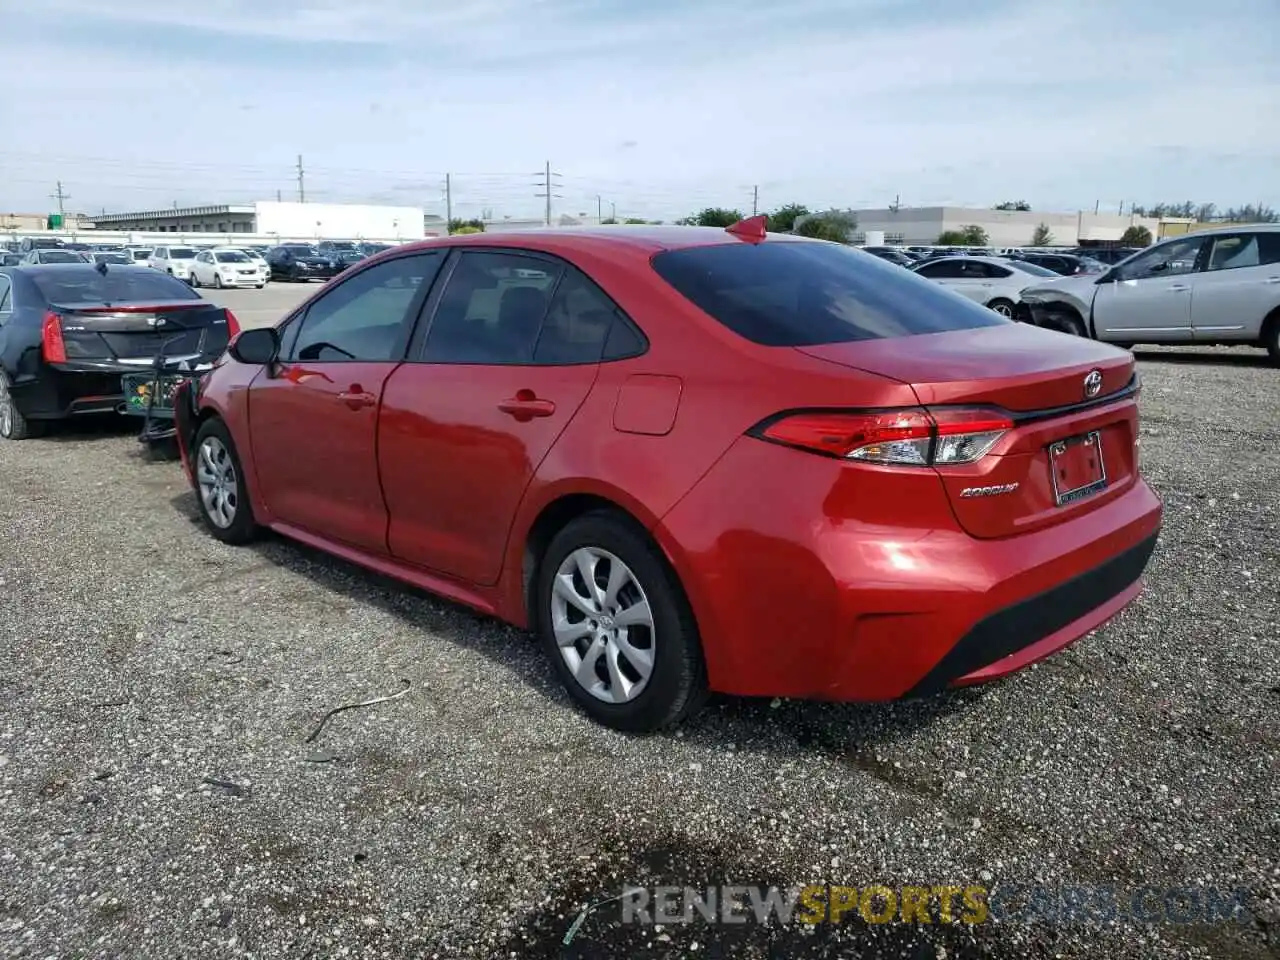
[1,0,1276,220]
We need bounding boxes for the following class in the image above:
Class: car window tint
[1206,234,1265,271]
[290,253,441,362]
[652,242,1006,347]
[984,264,1014,278]
[424,252,563,364]
[533,268,623,365]
[30,268,201,304]
[915,260,963,279]
[0,278,10,312]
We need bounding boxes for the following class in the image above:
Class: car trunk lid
[797,324,1140,539]
[48,301,234,367]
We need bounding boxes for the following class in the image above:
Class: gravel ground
[0,346,1277,960]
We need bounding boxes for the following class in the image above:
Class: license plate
[1049,431,1107,505]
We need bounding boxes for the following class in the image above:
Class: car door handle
[1168,284,1190,292]
[1265,277,1280,284]
[337,387,376,410]
[498,392,556,420]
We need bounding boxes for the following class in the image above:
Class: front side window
[423,252,563,364]
[652,242,1006,347]
[915,259,966,279]
[1117,236,1206,280]
[288,253,441,362]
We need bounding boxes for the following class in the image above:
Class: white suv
[1018,225,1280,361]
[148,245,199,283]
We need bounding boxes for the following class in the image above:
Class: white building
[89,201,426,241]
[830,206,1162,247]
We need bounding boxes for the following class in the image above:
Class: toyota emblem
[1083,369,1103,398]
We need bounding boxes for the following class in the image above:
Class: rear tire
[214,274,224,289]
[0,371,44,441]
[535,510,708,732]
[1263,311,1280,364]
[192,418,259,544]
[987,298,1016,318]
[190,271,201,288]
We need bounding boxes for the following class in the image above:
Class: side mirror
[229,326,280,366]
[1097,269,1117,284]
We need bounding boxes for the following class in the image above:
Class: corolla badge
[959,482,1020,498]
[1083,369,1103,398]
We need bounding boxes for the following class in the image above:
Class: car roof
[389,225,813,258]
[1164,223,1280,238]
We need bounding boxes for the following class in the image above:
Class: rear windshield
[286,245,317,255]
[40,250,85,263]
[131,250,152,259]
[168,247,197,259]
[650,241,1007,346]
[31,268,203,305]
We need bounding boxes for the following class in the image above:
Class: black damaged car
[266,244,342,282]
[0,264,239,440]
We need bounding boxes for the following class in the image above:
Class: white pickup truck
[1017,224,1280,362]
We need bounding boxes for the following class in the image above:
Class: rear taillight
[225,310,241,339]
[41,312,67,363]
[753,407,1012,466]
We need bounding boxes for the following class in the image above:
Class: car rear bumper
[9,369,127,420]
[655,435,1163,702]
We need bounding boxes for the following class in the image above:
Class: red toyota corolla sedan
[174,219,1162,732]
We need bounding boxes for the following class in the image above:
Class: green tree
[795,210,857,244]
[994,200,1031,211]
[448,218,485,234]
[937,225,989,246]
[765,203,810,233]
[1030,223,1054,246]
[600,218,619,224]
[623,218,649,224]
[1118,225,1153,246]
[451,226,483,235]
[679,207,744,228]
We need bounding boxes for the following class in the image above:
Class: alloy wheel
[991,301,1015,318]
[196,436,238,528]
[550,546,655,704]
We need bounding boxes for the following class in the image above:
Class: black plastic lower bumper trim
[905,531,1159,697]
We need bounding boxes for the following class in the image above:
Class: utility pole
[296,154,305,203]
[1094,200,1100,214]
[50,181,69,217]
[445,173,453,228]
[533,161,562,227]
[610,202,616,221]
[276,189,282,202]
[597,195,603,222]
[752,185,758,216]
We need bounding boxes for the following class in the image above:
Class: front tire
[192,418,258,544]
[536,511,707,732]
[214,274,224,289]
[0,371,44,441]
[190,271,201,288]
[1046,310,1089,337]
[1263,312,1280,364]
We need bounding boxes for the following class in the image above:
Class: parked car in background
[317,240,360,257]
[88,252,133,266]
[861,246,917,267]
[173,222,1161,731]
[22,249,87,265]
[190,248,267,289]
[1012,253,1106,277]
[18,237,65,254]
[127,248,154,266]
[1075,247,1143,265]
[1018,225,1280,359]
[148,245,199,283]
[357,242,393,257]
[1,253,24,267]
[266,244,341,282]
[0,264,239,440]
[911,255,1060,316]
[234,248,271,279]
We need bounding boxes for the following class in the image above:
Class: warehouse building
[835,206,1162,247]
[89,201,427,241]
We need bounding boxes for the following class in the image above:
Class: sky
[1,0,1278,223]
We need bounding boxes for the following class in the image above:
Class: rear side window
[651,243,1006,346]
[30,269,201,305]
